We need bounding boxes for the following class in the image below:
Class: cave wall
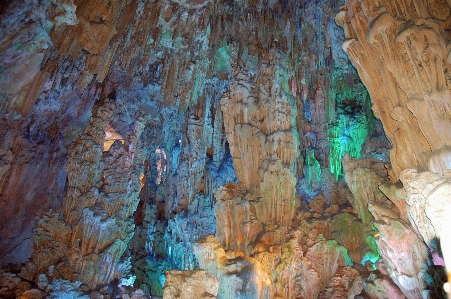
[336,0,451,297]
[0,0,450,298]
[336,0,451,177]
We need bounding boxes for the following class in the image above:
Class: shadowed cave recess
[1,0,451,298]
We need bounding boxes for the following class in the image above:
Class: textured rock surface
[337,0,451,178]
[163,270,219,299]
[220,49,299,229]
[1,0,450,298]
[0,269,152,299]
[363,272,406,299]
[30,94,144,288]
[193,235,274,299]
[193,234,357,299]
[337,0,451,296]
[373,217,428,298]
[400,169,451,248]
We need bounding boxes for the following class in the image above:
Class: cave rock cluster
[1,0,451,298]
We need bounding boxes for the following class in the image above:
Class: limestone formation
[193,236,274,299]
[336,0,451,179]
[163,270,219,299]
[1,0,451,298]
[363,272,406,299]
[336,1,451,296]
[400,169,451,249]
[220,50,299,230]
[373,217,429,299]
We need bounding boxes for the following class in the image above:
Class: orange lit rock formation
[336,0,451,178]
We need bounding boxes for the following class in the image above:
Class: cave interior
[1,0,451,298]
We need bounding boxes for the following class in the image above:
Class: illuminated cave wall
[0,0,450,298]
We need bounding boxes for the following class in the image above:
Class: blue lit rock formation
[0,0,450,298]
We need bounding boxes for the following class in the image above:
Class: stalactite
[4,0,449,298]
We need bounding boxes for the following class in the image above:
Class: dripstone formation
[0,0,451,298]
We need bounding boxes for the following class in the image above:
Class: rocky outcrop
[220,50,299,230]
[193,233,359,299]
[336,0,451,178]
[341,155,392,266]
[30,94,145,289]
[0,269,151,299]
[193,236,274,299]
[163,270,219,299]
[3,0,450,298]
[318,266,361,299]
[341,155,448,298]
[372,216,429,299]
[400,169,451,249]
[362,271,406,299]
[337,0,451,296]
